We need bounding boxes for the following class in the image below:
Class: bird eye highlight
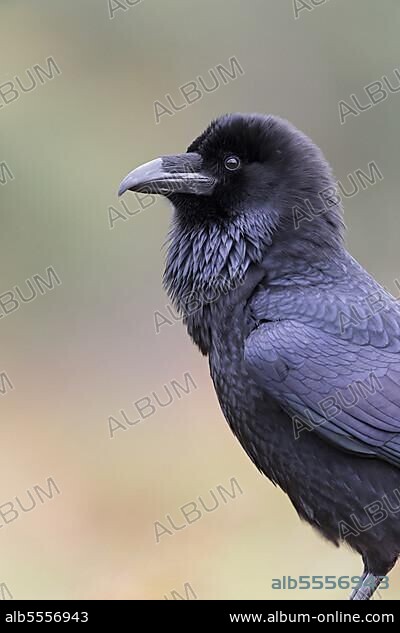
[224,155,241,171]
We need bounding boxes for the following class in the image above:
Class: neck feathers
[163,213,274,311]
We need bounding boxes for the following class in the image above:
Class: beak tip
[117,180,129,197]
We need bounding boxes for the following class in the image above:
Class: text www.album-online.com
[229,612,394,623]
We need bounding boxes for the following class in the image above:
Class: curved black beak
[118,152,216,197]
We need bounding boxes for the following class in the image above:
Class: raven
[119,113,400,600]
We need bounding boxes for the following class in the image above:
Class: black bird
[119,113,400,600]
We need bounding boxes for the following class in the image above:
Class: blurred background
[1,0,400,600]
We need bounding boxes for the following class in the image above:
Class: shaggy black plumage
[119,113,400,600]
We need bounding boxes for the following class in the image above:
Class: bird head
[119,113,344,312]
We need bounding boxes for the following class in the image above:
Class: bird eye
[224,155,241,171]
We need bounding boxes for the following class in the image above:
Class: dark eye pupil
[224,155,240,171]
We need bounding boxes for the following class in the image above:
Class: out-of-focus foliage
[0,0,399,599]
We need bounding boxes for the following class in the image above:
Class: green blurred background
[1,0,400,600]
